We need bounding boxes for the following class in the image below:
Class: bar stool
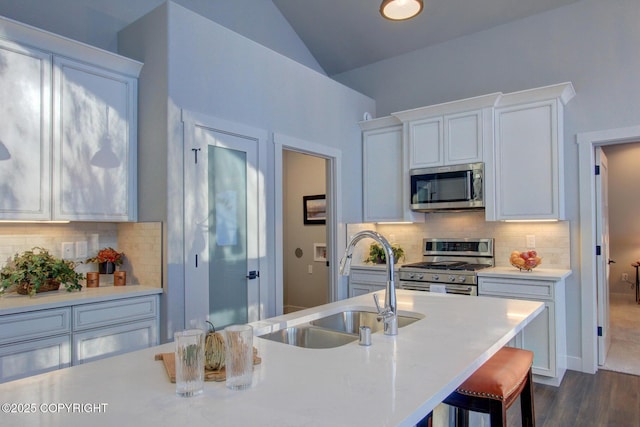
[443,347,535,427]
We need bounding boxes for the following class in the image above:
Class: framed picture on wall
[303,195,326,225]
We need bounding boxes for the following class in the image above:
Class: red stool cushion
[455,347,533,401]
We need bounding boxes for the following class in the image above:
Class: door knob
[608,259,616,264]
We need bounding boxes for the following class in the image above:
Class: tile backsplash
[0,222,162,287]
[347,210,570,269]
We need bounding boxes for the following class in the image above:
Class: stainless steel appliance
[399,238,494,295]
[410,162,484,212]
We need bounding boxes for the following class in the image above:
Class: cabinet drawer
[478,277,553,300]
[0,308,71,345]
[0,335,71,383]
[350,269,388,285]
[73,318,158,364]
[73,295,157,331]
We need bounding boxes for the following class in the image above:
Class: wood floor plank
[506,370,640,427]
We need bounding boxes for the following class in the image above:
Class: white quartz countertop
[0,290,543,427]
[478,266,572,280]
[0,285,162,315]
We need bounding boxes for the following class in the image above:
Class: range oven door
[399,280,477,296]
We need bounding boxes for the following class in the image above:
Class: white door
[183,112,266,330]
[596,147,611,365]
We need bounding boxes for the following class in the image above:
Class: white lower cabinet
[0,294,159,383]
[478,274,567,386]
[348,266,390,298]
[72,296,158,364]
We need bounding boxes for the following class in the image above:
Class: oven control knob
[433,274,439,281]
[418,274,424,280]
[458,276,467,283]
[448,275,456,282]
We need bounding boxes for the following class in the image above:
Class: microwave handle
[466,170,472,199]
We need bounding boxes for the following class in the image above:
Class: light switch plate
[526,235,536,248]
[62,242,74,260]
[76,241,88,259]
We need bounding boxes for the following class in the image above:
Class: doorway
[282,150,329,313]
[578,125,640,374]
[599,143,640,376]
[274,133,343,316]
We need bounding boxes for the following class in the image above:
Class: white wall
[119,2,374,341]
[334,0,640,370]
[0,0,324,74]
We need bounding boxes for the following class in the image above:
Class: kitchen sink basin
[310,310,422,334]
[259,325,358,349]
[258,310,423,349]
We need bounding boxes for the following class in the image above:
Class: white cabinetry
[348,266,390,298]
[0,16,141,221]
[0,308,71,383]
[393,93,500,169]
[53,57,138,221]
[0,38,52,220]
[489,83,575,220]
[360,116,423,222]
[72,296,158,364]
[478,270,568,386]
[0,294,159,383]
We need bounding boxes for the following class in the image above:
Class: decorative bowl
[510,250,542,271]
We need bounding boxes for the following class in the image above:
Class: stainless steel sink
[310,310,422,334]
[258,310,423,349]
[259,325,358,349]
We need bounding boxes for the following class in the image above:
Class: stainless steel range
[399,238,494,295]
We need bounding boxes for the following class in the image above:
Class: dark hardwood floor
[506,370,640,426]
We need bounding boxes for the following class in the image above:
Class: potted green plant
[86,247,124,274]
[0,247,84,296]
[365,243,405,265]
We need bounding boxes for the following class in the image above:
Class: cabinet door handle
[246,271,259,280]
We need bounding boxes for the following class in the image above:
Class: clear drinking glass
[174,329,205,397]
[224,324,254,390]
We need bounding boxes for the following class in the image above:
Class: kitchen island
[0,290,543,427]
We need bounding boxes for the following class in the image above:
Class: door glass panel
[208,145,247,327]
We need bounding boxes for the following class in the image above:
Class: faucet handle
[373,293,383,314]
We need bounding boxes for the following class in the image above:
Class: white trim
[273,133,343,315]
[577,125,640,374]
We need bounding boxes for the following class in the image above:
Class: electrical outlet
[526,235,536,248]
[622,273,629,282]
[76,241,88,259]
[61,242,74,260]
[308,265,313,274]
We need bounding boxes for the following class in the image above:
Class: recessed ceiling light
[380,0,424,21]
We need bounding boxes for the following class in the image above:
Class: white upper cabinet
[393,93,500,169]
[0,39,52,220]
[53,57,138,221]
[488,83,575,221]
[0,16,141,221]
[360,116,423,223]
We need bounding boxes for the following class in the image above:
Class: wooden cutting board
[155,350,261,383]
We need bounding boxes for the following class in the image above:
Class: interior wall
[0,0,324,74]
[603,142,640,296]
[119,2,375,339]
[334,0,640,370]
[283,150,328,312]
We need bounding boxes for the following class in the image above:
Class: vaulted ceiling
[273,0,583,75]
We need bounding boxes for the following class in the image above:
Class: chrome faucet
[339,230,398,336]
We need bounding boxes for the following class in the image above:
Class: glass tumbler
[174,329,205,397]
[224,324,254,390]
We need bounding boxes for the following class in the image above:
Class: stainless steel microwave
[410,162,484,212]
